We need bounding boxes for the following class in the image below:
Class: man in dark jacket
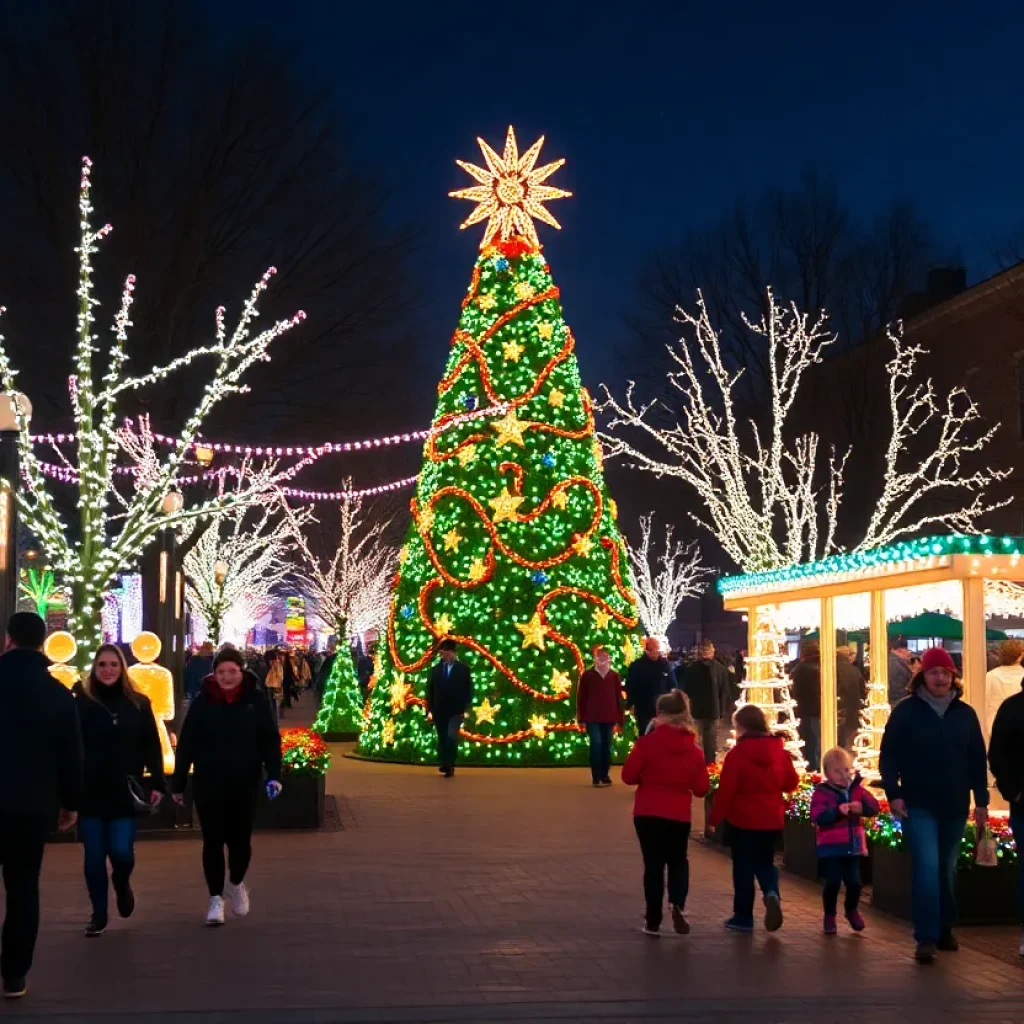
[988,679,1024,955]
[0,613,82,998]
[425,639,473,777]
[836,645,867,749]
[626,638,677,737]
[681,639,731,764]
[790,642,822,771]
[184,642,214,701]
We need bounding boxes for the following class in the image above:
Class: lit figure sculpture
[43,631,80,689]
[127,631,175,773]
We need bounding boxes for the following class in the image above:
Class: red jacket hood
[621,724,710,823]
[644,723,701,758]
[707,732,800,831]
[732,733,787,765]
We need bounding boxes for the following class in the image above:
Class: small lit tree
[19,566,64,618]
[625,514,710,650]
[282,480,396,734]
[0,158,306,661]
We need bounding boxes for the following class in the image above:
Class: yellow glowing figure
[449,126,572,248]
[127,631,175,773]
[44,631,80,690]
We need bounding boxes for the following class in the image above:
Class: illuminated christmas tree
[358,127,643,765]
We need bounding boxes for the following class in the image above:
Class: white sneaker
[206,895,225,926]
[224,881,250,918]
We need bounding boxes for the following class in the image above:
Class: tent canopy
[803,612,1006,643]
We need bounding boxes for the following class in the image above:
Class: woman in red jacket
[622,690,710,936]
[577,647,624,787]
[708,704,800,933]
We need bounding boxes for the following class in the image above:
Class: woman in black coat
[74,644,165,937]
[171,648,281,927]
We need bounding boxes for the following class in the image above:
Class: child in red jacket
[622,690,710,937]
[810,747,880,934]
[708,704,800,933]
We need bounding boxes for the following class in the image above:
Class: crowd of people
[3,608,1024,999]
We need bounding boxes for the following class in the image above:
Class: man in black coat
[989,681,1024,955]
[0,613,82,998]
[425,639,473,777]
[681,638,731,764]
[625,637,677,737]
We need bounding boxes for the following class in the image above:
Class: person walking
[790,642,822,771]
[708,704,799,933]
[576,647,623,787]
[265,650,284,718]
[622,690,709,936]
[887,645,913,705]
[985,638,1024,741]
[836,645,867,749]
[680,638,731,765]
[811,747,879,935]
[171,648,281,926]
[625,638,676,737]
[74,645,165,937]
[426,639,473,777]
[0,612,83,999]
[879,646,989,964]
[989,674,1024,956]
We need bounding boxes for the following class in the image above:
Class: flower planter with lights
[255,729,330,830]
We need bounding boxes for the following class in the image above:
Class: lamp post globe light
[0,393,31,633]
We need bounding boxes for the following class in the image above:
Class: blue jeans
[729,827,779,924]
[79,816,136,922]
[904,807,966,942]
[800,717,821,772]
[586,723,613,783]
[1009,805,1024,925]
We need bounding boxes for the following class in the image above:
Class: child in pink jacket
[810,747,880,934]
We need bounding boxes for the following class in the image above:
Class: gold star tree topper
[450,126,572,248]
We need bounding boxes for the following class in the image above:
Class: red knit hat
[920,647,956,673]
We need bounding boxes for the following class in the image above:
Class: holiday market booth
[717,533,1024,924]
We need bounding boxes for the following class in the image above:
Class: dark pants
[729,827,780,924]
[820,855,862,915]
[694,718,719,765]
[79,816,136,922]
[196,795,257,897]
[435,714,462,771]
[1010,805,1024,926]
[634,816,691,928]
[0,813,47,982]
[800,717,821,772]
[904,807,966,943]
[585,722,613,783]
[633,707,654,738]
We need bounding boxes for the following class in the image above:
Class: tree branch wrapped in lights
[0,158,306,662]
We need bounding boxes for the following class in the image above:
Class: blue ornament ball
[400,604,414,619]
[461,393,478,411]
[494,256,510,273]
[531,571,549,586]
[541,452,556,468]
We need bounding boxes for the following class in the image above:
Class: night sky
[213,0,1024,396]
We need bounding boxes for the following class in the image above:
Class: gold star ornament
[529,715,549,738]
[501,338,524,362]
[537,322,555,340]
[551,489,569,510]
[550,668,573,697]
[468,557,488,582]
[456,444,477,468]
[442,528,463,552]
[389,675,411,713]
[592,607,612,630]
[490,407,529,447]
[547,388,565,408]
[434,613,455,636]
[489,486,525,524]
[515,612,550,650]
[449,126,572,248]
[381,719,396,746]
[474,697,500,725]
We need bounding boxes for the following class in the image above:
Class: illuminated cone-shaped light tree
[358,127,643,765]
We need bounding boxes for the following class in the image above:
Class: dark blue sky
[213,0,1024,392]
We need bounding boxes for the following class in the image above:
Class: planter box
[255,773,325,830]
[870,841,1018,925]
[782,818,819,880]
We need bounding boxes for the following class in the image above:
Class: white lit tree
[625,514,710,650]
[600,289,1008,766]
[0,158,306,662]
[599,289,1009,573]
[283,479,396,735]
[183,492,310,646]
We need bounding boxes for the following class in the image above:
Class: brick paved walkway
[6,696,1024,1022]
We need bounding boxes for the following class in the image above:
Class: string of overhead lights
[28,402,512,457]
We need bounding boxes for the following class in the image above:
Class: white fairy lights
[599,289,1008,575]
[0,157,305,661]
[625,514,711,649]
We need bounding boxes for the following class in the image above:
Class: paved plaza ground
[5,697,1024,1023]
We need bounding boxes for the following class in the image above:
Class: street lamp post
[0,393,31,632]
